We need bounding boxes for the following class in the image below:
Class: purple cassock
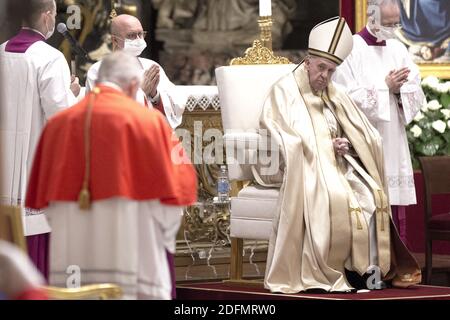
[5,28,50,282]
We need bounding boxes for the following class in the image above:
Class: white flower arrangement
[408,76,450,168]
[414,111,425,122]
[427,99,442,110]
[421,76,440,88]
[410,124,422,138]
[432,120,447,133]
[442,109,450,120]
[422,76,450,93]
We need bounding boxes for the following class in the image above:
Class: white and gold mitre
[308,16,353,65]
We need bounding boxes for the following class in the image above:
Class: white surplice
[333,32,426,205]
[45,198,182,300]
[0,41,76,236]
[86,58,185,128]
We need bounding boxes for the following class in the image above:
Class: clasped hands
[333,137,350,156]
[142,64,160,99]
[385,67,410,94]
[70,75,81,97]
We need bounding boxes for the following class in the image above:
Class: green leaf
[416,136,444,156]
[411,156,420,170]
[425,92,439,101]
[418,127,433,143]
[406,129,415,144]
[441,143,450,156]
[440,93,450,108]
[443,130,450,144]
[424,109,444,121]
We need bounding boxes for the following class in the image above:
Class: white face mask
[375,25,397,41]
[44,12,55,40]
[123,38,147,57]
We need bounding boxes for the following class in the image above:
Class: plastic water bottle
[217,165,230,203]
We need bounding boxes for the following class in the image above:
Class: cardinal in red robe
[25,52,197,299]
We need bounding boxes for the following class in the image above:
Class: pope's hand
[333,137,350,156]
[385,67,410,94]
[142,65,160,99]
[70,75,81,97]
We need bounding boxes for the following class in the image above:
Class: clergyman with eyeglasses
[85,14,185,129]
[333,0,426,238]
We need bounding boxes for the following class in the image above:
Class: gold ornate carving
[110,9,118,19]
[258,16,273,51]
[183,201,230,247]
[230,40,291,66]
[44,284,122,300]
[179,110,224,199]
[0,205,27,252]
[110,0,118,19]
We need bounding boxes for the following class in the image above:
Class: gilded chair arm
[42,284,123,300]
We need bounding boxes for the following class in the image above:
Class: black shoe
[304,288,329,294]
[345,269,368,290]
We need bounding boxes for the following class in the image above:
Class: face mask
[123,38,147,57]
[44,12,55,39]
[375,25,397,41]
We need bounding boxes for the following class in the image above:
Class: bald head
[111,14,145,51]
[367,0,400,27]
[367,0,401,39]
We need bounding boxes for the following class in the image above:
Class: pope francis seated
[252,17,422,293]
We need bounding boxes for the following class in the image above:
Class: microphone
[57,23,91,61]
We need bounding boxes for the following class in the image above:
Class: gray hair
[367,0,400,22]
[97,52,143,90]
[367,0,399,14]
[367,0,400,8]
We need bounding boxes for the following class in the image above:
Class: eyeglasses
[381,23,402,28]
[124,31,148,40]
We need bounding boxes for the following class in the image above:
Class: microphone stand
[71,55,77,77]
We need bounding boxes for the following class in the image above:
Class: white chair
[215,64,296,281]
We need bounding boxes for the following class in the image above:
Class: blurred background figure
[25,52,197,300]
[0,241,48,300]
